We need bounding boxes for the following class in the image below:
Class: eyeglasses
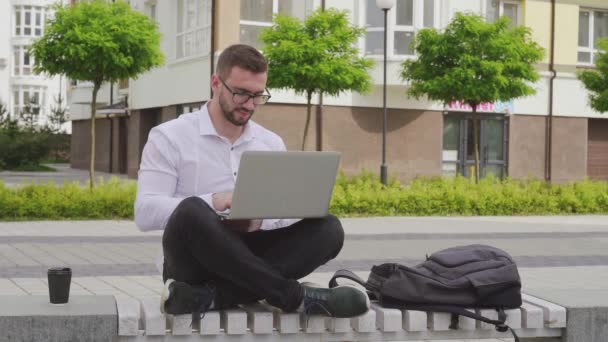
[218,77,271,105]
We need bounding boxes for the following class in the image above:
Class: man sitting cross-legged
[134,44,369,319]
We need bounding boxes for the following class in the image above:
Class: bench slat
[242,304,273,334]
[351,310,376,332]
[167,314,193,335]
[221,309,247,335]
[199,311,221,335]
[403,310,427,332]
[371,303,402,332]
[300,313,325,333]
[326,317,351,333]
[505,308,522,329]
[261,304,300,334]
[428,310,475,331]
[476,309,498,330]
[521,302,544,329]
[139,296,165,336]
[522,293,567,328]
[115,295,141,336]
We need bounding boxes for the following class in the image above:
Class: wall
[0,0,10,109]
[551,116,588,182]
[508,115,547,179]
[253,103,443,182]
[214,0,240,50]
[128,0,212,110]
[70,119,112,173]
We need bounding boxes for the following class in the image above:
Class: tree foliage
[48,93,68,134]
[30,0,164,188]
[401,13,544,181]
[261,8,374,150]
[578,38,608,113]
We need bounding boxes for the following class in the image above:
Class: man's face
[214,67,268,127]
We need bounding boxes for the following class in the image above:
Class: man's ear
[210,74,221,97]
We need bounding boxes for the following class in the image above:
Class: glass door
[481,118,507,178]
[442,114,508,179]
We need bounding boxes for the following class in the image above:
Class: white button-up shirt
[134,104,300,232]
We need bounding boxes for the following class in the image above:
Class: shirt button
[233,172,237,176]
[230,147,234,151]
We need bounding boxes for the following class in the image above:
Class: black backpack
[329,244,522,341]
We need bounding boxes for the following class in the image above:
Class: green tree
[48,93,68,133]
[0,102,9,128]
[30,0,164,189]
[261,8,374,150]
[20,100,41,131]
[401,13,543,182]
[578,38,608,113]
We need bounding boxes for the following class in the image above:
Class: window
[13,46,33,76]
[12,86,46,116]
[486,0,520,26]
[578,9,608,65]
[176,0,212,59]
[148,3,157,22]
[240,0,314,50]
[364,0,438,57]
[14,5,46,37]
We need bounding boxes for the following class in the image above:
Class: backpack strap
[328,269,369,289]
[328,269,380,300]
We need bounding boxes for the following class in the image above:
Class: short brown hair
[216,44,267,79]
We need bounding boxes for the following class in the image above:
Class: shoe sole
[160,279,175,314]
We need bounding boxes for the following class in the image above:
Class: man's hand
[212,192,232,211]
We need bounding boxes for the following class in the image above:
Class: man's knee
[165,197,216,238]
[170,197,211,223]
[319,215,344,258]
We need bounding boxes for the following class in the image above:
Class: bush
[0,177,136,221]
[0,129,52,170]
[0,111,57,170]
[0,173,607,221]
[329,172,608,216]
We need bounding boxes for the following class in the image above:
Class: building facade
[0,0,68,131]
[68,0,608,182]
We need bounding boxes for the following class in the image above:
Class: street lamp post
[376,0,394,185]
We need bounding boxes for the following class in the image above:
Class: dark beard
[219,98,253,126]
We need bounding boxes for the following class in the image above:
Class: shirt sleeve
[134,129,185,231]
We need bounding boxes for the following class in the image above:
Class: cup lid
[48,267,72,274]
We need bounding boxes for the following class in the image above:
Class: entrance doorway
[442,113,508,179]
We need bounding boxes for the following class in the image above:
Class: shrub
[0,177,136,221]
[329,172,608,216]
[0,129,52,170]
[0,173,606,221]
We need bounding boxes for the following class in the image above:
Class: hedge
[331,173,608,216]
[0,173,607,220]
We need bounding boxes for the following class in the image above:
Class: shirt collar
[198,103,256,143]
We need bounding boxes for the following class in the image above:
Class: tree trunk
[472,105,480,183]
[89,83,100,191]
[301,91,313,151]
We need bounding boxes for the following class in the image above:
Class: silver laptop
[217,151,341,220]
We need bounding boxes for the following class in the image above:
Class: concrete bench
[115,292,566,341]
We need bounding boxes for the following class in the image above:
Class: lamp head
[375,0,395,10]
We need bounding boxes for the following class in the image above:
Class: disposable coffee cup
[47,267,72,304]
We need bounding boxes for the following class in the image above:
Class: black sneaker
[160,279,215,318]
[301,284,370,318]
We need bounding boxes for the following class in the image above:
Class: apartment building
[0,0,68,130]
[68,0,608,181]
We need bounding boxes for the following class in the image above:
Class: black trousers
[162,197,345,312]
